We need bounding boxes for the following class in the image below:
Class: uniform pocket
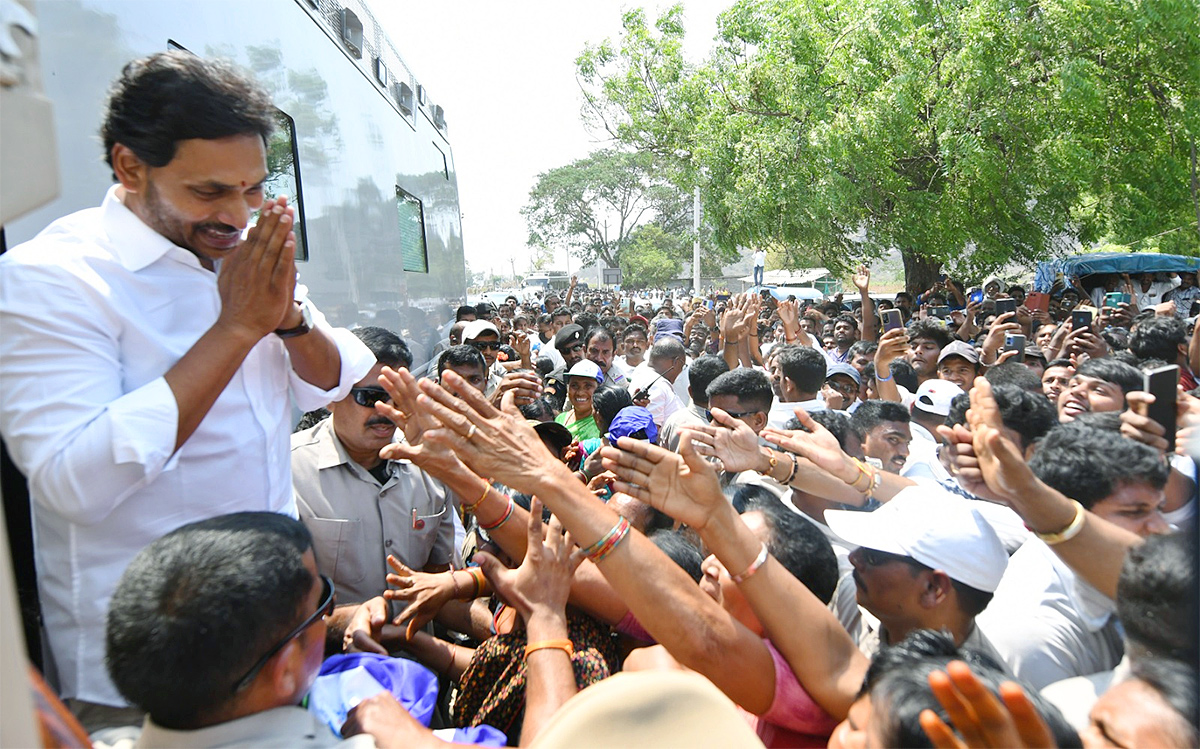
[303,517,368,587]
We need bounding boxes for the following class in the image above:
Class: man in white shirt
[766,345,826,429]
[0,52,372,729]
[978,423,1171,689]
[752,249,766,286]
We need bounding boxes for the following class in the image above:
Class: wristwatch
[274,300,314,338]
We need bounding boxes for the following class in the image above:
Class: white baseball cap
[913,380,964,417]
[825,487,1008,592]
[567,359,604,383]
[462,319,500,342]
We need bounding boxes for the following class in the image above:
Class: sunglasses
[351,387,391,408]
[233,574,335,693]
[470,340,501,352]
[718,408,762,420]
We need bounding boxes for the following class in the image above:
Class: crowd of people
[0,50,1196,749]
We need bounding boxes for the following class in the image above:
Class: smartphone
[1144,365,1180,452]
[882,308,903,332]
[1105,292,1131,307]
[995,298,1018,315]
[1072,309,1093,330]
[1025,292,1049,313]
[1004,334,1026,363]
[930,306,951,319]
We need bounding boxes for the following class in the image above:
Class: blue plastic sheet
[308,653,506,746]
[1034,253,1200,291]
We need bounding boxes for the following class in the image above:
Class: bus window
[395,186,428,273]
[263,108,308,261]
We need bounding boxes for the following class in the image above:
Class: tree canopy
[577,0,1199,292]
[521,148,736,287]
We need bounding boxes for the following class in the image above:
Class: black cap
[554,324,584,352]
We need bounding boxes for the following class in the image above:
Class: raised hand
[966,378,1039,500]
[681,408,768,473]
[777,299,800,331]
[376,365,429,446]
[474,499,583,621]
[761,408,854,482]
[415,370,561,494]
[875,327,911,369]
[216,196,298,338]
[853,265,871,293]
[383,556,458,641]
[919,660,1055,749]
[491,370,543,408]
[601,432,727,531]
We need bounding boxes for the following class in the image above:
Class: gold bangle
[764,450,778,477]
[525,639,574,658]
[1034,500,1087,545]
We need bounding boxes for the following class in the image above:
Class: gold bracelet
[1033,500,1087,545]
[525,639,574,658]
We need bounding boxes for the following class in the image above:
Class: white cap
[567,359,604,383]
[825,487,1008,593]
[913,380,964,417]
[462,319,500,342]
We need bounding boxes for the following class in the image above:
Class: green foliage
[621,224,685,287]
[577,0,1200,293]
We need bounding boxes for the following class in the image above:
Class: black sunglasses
[351,387,391,408]
[719,408,762,420]
[233,574,335,693]
[470,340,502,352]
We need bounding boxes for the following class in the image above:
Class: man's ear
[110,144,149,194]
[267,639,303,701]
[920,571,953,609]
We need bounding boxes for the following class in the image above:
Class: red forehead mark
[241,181,247,187]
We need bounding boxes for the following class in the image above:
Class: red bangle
[730,543,769,584]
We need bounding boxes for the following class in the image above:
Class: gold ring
[467,424,478,440]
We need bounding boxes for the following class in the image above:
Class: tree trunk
[901,249,941,297]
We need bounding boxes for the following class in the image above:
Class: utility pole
[693,184,701,293]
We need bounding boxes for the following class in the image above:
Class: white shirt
[752,250,766,267]
[767,397,824,429]
[0,186,374,705]
[977,539,1123,689]
[629,365,684,427]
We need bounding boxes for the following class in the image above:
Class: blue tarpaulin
[1034,253,1200,292]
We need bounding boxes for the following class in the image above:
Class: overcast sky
[370,1,730,279]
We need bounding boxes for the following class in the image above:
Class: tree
[578,2,1199,293]
[521,149,694,271]
[621,224,685,288]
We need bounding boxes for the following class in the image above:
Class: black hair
[785,409,854,451]
[773,344,827,394]
[705,368,774,415]
[456,305,477,321]
[1128,657,1199,740]
[890,359,919,391]
[574,312,599,333]
[1074,357,1143,395]
[584,325,613,348]
[863,630,1081,748]
[1129,316,1187,363]
[551,308,573,321]
[908,319,953,350]
[353,326,413,370]
[950,384,1059,449]
[687,355,730,407]
[102,52,275,178]
[850,400,911,438]
[1044,357,1073,370]
[848,340,878,358]
[519,397,556,422]
[983,362,1042,393]
[534,355,556,378]
[106,512,314,729]
[437,344,486,378]
[650,530,704,583]
[592,385,634,435]
[734,487,839,604]
[1117,531,1198,667]
[623,323,649,341]
[294,408,329,432]
[1029,423,1169,509]
[1068,410,1123,432]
